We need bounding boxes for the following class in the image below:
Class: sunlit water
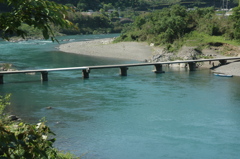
[1,34,240,159]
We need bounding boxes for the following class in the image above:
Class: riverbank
[211,60,240,76]
[58,38,240,76]
[58,38,152,62]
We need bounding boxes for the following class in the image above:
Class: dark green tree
[230,6,240,39]
[0,0,75,41]
[118,5,188,44]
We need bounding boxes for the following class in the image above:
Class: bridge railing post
[0,74,3,84]
[82,68,90,78]
[219,60,227,65]
[188,62,196,71]
[120,67,128,76]
[153,64,165,73]
[41,71,48,81]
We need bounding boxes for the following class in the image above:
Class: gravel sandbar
[58,38,153,62]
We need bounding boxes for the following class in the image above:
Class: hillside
[0,0,239,39]
[0,0,238,13]
[51,0,238,11]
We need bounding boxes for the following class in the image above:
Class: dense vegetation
[60,11,124,35]
[116,4,240,51]
[1,0,238,12]
[49,0,240,36]
[40,0,240,11]
[1,0,239,38]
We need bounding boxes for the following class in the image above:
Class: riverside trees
[116,5,240,51]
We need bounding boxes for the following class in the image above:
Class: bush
[0,120,58,158]
[0,94,10,116]
[0,95,79,159]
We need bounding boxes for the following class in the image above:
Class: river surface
[1,34,240,159]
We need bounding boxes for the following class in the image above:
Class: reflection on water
[1,35,240,159]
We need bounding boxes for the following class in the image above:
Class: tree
[118,5,188,44]
[77,0,88,11]
[230,6,240,39]
[0,0,75,41]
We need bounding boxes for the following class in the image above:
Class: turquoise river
[1,34,240,159]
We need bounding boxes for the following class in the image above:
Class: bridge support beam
[82,69,90,78]
[219,60,227,65]
[41,71,48,81]
[153,64,165,73]
[120,67,128,76]
[0,74,3,84]
[188,62,196,71]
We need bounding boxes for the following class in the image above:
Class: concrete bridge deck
[0,57,240,84]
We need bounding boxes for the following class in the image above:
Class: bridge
[0,57,240,84]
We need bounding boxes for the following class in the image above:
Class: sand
[58,38,240,76]
[211,60,240,76]
[58,38,153,62]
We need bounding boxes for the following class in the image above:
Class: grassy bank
[185,31,240,47]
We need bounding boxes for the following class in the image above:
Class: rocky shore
[58,38,240,76]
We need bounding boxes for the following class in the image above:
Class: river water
[1,34,240,159]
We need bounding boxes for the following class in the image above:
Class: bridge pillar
[41,71,48,81]
[219,60,227,65]
[82,69,90,78]
[0,74,3,84]
[188,62,196,71]
[153,64,165,73]
[120,67,128,76]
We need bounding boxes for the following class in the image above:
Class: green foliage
[185,31,240,46]
[0,94,10,116]
[0,94,79,159]
[0,0,75,41]
[101,3,114,12]
[49,0,238,11]
[117,5,189,45]
[229,6,240,39]
[0,1,238,15]
[57,151,80,159]
[2,0,236,38]
[0,120,58,158]
[61,11,125,35]
[18,23,63,39]
[117,5,240,51]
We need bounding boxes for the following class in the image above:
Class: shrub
[0,95,79,159]
[0,120,58,158]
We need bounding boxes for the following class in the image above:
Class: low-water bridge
[0,57,240,84]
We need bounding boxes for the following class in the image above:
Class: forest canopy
[1,0,239,12]
[0,0,239,41]
[45,0,240,11]
[116,4,240,51]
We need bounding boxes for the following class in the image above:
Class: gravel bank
[58,38,153,62]
[58,38,240,76]
[212,60,240,76]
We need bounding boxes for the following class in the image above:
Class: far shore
[58,38,240,77]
